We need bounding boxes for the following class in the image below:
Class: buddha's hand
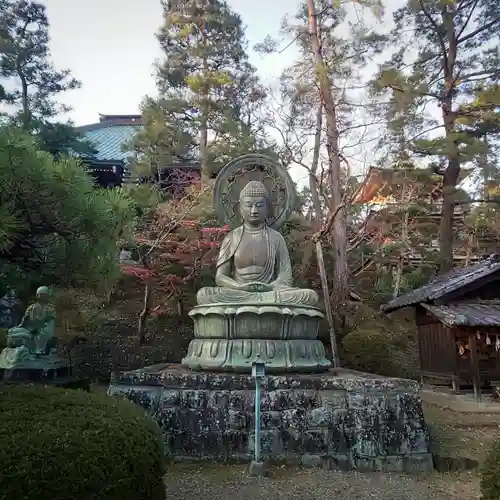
[241,282,273,292]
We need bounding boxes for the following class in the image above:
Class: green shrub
[341,327,412,378]
[0,385,166,500]
[481,438,500,499]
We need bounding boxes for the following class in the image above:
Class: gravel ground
[165,463,478,500]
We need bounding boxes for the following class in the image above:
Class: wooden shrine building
[381,255,500,400]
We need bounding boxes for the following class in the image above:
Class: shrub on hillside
[0,385,166,500]
[481,438,500,499]
[340,301,418,378]
[341,327,412,378]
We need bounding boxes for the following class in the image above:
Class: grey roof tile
[422,301,500,327]
[381,254,500,313]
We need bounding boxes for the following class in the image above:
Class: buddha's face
[240,195,268,227]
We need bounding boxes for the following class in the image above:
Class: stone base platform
[0,358,70,381]
[108,364,433,473]
[0,359,90,391]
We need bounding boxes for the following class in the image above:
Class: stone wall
[109,365,433,472]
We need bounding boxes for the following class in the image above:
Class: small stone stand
[0,362,90,391]
[248,460,268,477]
[108,364,433,472]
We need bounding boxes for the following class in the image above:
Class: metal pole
[254,377,261,463]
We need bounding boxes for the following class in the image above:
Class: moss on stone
[0,385,166,500]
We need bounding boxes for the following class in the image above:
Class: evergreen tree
[0,0,93,156]
[372,0,500,271]
[0,126,134,296]
[130,0,269,181]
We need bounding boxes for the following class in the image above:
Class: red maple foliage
[121,179,228,320]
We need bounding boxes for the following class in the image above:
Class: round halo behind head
[213,154,296,229]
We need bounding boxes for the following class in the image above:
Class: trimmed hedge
[481,438,500,499]
[0,385,166,500]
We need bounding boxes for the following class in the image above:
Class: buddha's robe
[196,225,319,306]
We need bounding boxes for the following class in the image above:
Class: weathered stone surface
[108,365,433,473]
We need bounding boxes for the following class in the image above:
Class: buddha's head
[239,181,270,228]
[36,286,50,304]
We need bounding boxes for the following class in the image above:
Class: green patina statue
[182,155,331,373]
[197,180,319,307]
[0,286,64,370]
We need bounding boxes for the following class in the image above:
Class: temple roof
[352,166,473,204]
[76,114,143,162]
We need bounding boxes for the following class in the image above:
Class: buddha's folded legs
[196,286,320,307]
[196,287,276,305]
[276,288,320,307]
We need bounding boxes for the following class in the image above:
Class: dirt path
[423,402,500,463]
[165,464,479,500]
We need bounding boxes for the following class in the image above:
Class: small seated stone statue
[196,180,319,307]
[0,286,56,368]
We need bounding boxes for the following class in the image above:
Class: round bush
[481,438,500,499]
[0,385,166,500]
[341,327,408,378]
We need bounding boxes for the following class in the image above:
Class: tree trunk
[393,184,410,298]
[137,254,152,345]
[439,145,460,273]
[18,69,30,130]
[199,116,208,181]
[309,103,323,224]
[199,22,210,182]
[307,0,349,329]
[439,6,459,273]
[138,281,151,346]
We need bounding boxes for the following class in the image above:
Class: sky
[42,0,302,126]
[38,0,404,185]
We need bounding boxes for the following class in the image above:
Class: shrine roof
[353,166,473,204]
[381,254,500,313]
[421,301,500,327]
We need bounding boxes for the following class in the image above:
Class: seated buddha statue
[6,286,56,356]
[196,180,319,307]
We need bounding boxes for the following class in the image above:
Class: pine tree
[0,0,93,156]
[132,0,268,180]
[372,0,500,271]
[0,126,134,295]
